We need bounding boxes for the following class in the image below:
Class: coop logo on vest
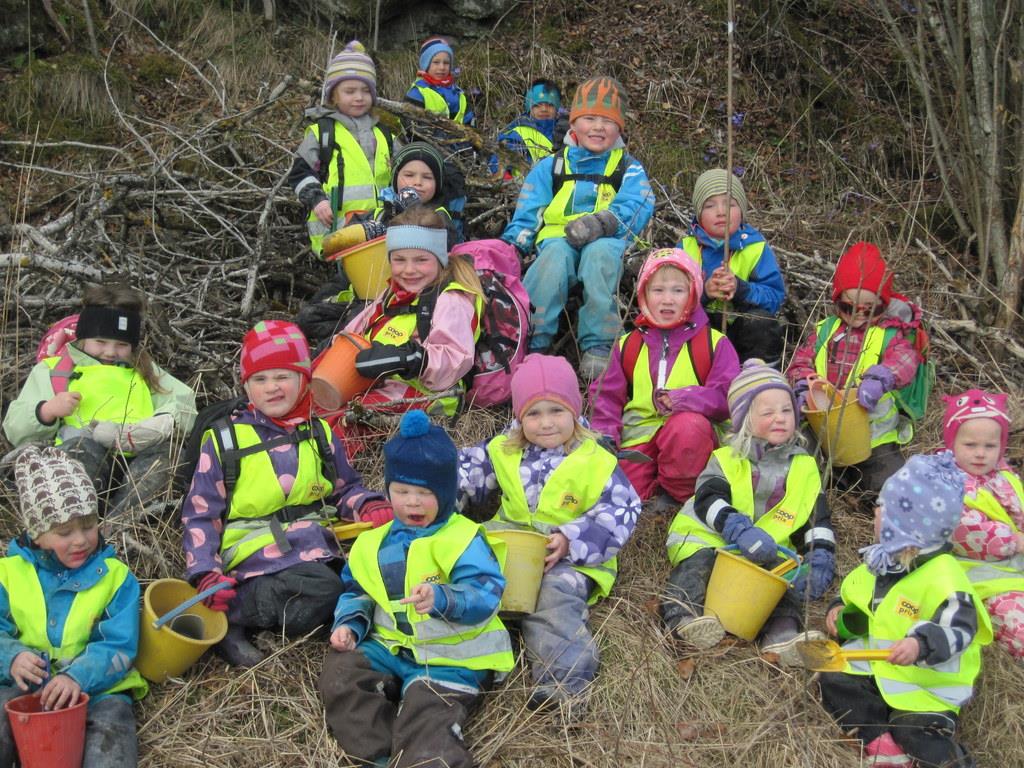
[559,493,580,513]
[771,508,796,527]
[895,596,920,620]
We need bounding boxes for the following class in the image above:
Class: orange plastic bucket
[311,332,374,410]
[803,377,871,466]
[5,691,89,768]
[338,236,390,299]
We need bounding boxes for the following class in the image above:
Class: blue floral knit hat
[860,453,964,574]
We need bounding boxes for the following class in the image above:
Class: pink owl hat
[942,389,1011,456]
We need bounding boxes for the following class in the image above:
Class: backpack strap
[381,286,441,344]
[621,329,645,392]
[309,418,338,489]
[316,117,338,184]
[551,150,627,198]
[813,316,840,357]
[48,352,79,395]
[210,418,240,511]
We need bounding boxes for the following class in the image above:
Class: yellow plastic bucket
[704,548,792,641]
[136,579,229,683]
[488,529,548,614]
[336,236,390,299]
[803,378,871,466]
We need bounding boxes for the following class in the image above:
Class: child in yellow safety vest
[495,78,566,174]
[181,321,389,668]
[2,283,197,520]
[942,390,1024,660]
[319,410,511,768]
[0,447,147,767]
[339,205,484,421]
[662,361,834,657]
[404,36,475,126]
[457,354,642,712]
[289,40,393,257]
[820,453,990,768]
[787,242,922,495]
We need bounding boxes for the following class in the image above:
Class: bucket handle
[152,582,232,630]
[721,543,800,565]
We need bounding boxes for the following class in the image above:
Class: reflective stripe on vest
[44,358,154,446]
[306,123,391,255]
[347,514,514,672]
[217,420,336,571]
[368,282,483,417]
[0,556,148,700]
[511,125,554,164]
[415,86,467,123]
[619,327,726,448]
[679,237,766,314]
[957,472,1024,600]
[486,436,618,602]
[666,448,820,566]
[812,319,907,447]
[536,148,623,244]
[839,555,991,713]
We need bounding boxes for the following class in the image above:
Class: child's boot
[759,616,825,666]
[672,614,725,650]
[863,732,912,767]
[215,625,266,667]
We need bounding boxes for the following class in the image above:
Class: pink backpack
[449,239,532,408]
[35,314,80,394]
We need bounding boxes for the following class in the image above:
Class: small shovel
[795,638,892,672]
[616,449,652,463]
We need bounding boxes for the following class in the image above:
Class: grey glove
[563,210,618,249]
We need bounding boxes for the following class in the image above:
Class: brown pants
[319,648,481,768]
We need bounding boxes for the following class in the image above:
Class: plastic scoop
[333,521,374,541]
[795,638,891,671]
[769,559,799,578]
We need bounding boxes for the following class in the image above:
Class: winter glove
[856,364,896,410]
[91,413,175,452]
[793,379,810,414]
[722,512,778,565]
[298,184,328,211]
[790,549,835,600]
[358,499,394,528]
[355,340,427,380]
[196,571,238,612]
[563,210,618,249]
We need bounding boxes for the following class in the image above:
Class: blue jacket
[501,137,655,255]
[405,79,474,126]
[498,115,557,155]
[682,222,786,315]
[0,539,140,698]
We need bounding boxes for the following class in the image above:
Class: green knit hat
[569,77,627,130]
[692,169,748,220]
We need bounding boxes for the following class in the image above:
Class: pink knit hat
[636,248,703,328]
[511,354,582,420]
[942,389,1010,454]
[240,320,312,383]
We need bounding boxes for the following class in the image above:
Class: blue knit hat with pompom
[383,410,458,519]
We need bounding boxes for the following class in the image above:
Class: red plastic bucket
[5,691,89,768]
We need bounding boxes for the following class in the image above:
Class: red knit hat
[831,242,893,304]
[239,320,312,383]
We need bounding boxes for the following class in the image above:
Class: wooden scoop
[796,638,891,672]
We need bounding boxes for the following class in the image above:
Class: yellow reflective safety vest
[414,86,468,123]
[216,420,336,572]
[0,555,148,700]
[306,122,392,256]
[618,327,726,448]
[509,125,554,164]
[486,436,618,602]
[536,148,623,243]
[957,471,1024,600]
[367,281,483,417]
[45,358,154,440]
[679,236,767,314]
[347,514,514,672]
[667,448,820,566]
[838,554,991,713]
[812,319,909,447]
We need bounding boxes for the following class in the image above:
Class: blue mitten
[791,549,835,600]
[722,513,777,565]
[856,364,895,410]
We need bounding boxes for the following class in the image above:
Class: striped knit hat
[240,320,312,383]
[727,358,794,430]
[692,169,748,220]
[15,446,98,540]
[324,41,377,103]
[569,77,626,130]
[418,37,455,72]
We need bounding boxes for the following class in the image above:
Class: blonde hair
[502,420,600,453]
[897,547,921,569]
[727,407,806,459]
[79,283,165,393]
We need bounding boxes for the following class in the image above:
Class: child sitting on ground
[590,248,741,507]
[501,77,655,379]
[0,447,147,767]
[496,78,565,169]
[3,283,196,520]
[663,360,835,657]
[820,453,990,768]
[289,41,393,257]
[181,320,390,668]
[405,36,474,126]
[340,205,483,420]
[787,242,921,495]
[943,390,1024,660]
[319,410,511,768]
[678,170,786,365]
[457,354,641,711]
[381,141,467,247]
